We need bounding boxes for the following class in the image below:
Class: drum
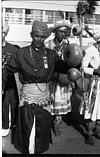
[67,68,81,82]
[64,43,83,68]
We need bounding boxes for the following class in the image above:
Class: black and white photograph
[1,0,100,155]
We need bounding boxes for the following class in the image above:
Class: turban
[2,24,10,35]
[31,20,50,38]
[53,19,72,32]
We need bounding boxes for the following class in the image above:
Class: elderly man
[2,24,19,137]
[80,31,100,145]
[3,20,72,154]
[45,20,73,136]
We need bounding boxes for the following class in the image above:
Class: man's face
[55,26,68,42]
[2,31,6,42]
[31,29,47,49]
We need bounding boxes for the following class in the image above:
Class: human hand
[93,66,100,76]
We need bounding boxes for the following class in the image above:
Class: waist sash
[19,83,50,107]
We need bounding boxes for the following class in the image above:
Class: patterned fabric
[19,83,51,113]
[45,38,72,115]
[51,83,72,115]
[80,76,100,121]
[80,44,100,121]
[45,38,69,58]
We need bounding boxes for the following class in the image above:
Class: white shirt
[82,45,100,75]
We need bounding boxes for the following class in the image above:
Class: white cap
[53,19,72,32]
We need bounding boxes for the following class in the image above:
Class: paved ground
[2,116,100,155]
[2,87,100,155]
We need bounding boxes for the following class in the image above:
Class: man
[2,24,19,136]
[45,20,73,136]
[2,20,71,154]
[80,31,100,145]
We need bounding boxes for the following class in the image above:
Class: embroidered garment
[45,38,72,115]
[80,45,100,121]
[51,83,72,115]
[19,83,51,112]
[80,77,100,121]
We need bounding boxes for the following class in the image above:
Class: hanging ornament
[77,0,97,17]
[43,56,48,69]
[77,0,89,17]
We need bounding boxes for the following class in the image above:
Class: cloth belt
[19,83,50,107]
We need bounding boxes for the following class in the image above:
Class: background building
[2,0,100,47]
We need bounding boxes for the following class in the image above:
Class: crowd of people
[2,18,100,154]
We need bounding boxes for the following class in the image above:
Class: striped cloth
[51,83,72,115]
[80,76,100,121]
